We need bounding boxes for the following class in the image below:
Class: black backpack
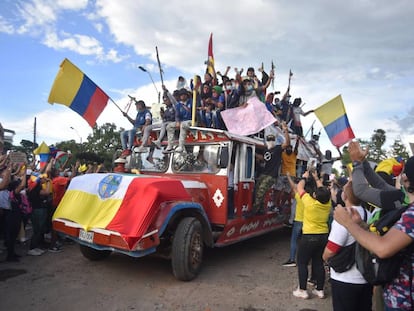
[327,209,367,273]
[355,205,412,285]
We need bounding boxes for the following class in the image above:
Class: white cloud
[3,0,414,155]
[56,0,88,10]
[0,16,15,34]
[16,0,57,34]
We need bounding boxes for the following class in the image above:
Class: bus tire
[171,217,204,281]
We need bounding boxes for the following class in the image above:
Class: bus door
[233,143,255,217]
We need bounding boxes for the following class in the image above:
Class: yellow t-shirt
[301,192,331,234]
[281,152,297,176]
[294,192,304,222]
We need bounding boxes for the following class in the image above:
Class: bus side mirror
[218,146,229,168]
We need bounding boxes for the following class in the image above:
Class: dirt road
[0,228,332,311]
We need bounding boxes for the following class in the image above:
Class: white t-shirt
[328,205,372,284]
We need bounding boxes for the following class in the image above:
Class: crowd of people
[0,152,102,261]
[280,141,414,311]
[118,64,316,156]
[1,62,413,310]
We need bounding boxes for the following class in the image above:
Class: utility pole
[33,117,37,150]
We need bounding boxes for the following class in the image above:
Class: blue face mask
[246,85,253,91]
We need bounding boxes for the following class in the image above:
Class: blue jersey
[134,109,152,127]
[175,99,192,121]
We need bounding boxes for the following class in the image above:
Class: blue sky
[1,0,414,156]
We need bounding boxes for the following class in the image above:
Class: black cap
[404,156,414,183]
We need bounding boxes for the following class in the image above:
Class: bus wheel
[171,217,204,281]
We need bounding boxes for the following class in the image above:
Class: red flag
[206,33,215,75]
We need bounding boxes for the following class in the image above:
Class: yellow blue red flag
[314,95,355,147]
[48,58,109,127]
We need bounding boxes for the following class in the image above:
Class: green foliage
[367,129,387,162]
[336,129,410,177]
[7,139,37,163]
[388,138,409,160]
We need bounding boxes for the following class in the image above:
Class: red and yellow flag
[206,33,215,75]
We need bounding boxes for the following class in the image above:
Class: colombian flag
[53,173,191,248]
[48,58,109,127]
[314,95,355,147]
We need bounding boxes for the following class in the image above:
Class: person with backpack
[334,141,414,311]
[323,180,373,310]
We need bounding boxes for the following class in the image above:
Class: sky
[1,0,414,157]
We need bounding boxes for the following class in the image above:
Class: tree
[81,123,121,169]
[367,129,387,163]
[389,138,410,160]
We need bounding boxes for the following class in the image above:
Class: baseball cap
[404,156,414,183]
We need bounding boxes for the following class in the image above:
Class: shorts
[275,175,292,193]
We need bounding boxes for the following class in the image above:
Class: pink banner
[221,97,276,136]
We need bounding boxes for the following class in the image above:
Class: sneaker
[19,236,30,243]
[121,149,131,156]
[282,260,296,267]
[63,238,75,245]
[162,147,174,154]
[292,288,309,299]
[312,288,325,299]
[48,245,63,253]
[27,248,44,256]
[55,240,63,248]
[175,146,184,153]
[152,140,162,149]
[135,146,148,153]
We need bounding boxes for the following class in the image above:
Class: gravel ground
[0,227,333,311]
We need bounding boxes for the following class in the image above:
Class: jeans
[140,124,158,147]
[289,221,302,261]
[120,127,137,150]
[5,208,22,258]
[178,120,192,148]
[30,208,48,249]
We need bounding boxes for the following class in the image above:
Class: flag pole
[109,97,124,113]
[191,75,198,126]
[304,120,316,139]
[156,46,164,86]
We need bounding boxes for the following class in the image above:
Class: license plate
[79,229,94,243]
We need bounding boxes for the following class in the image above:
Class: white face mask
[266,141,276,149]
